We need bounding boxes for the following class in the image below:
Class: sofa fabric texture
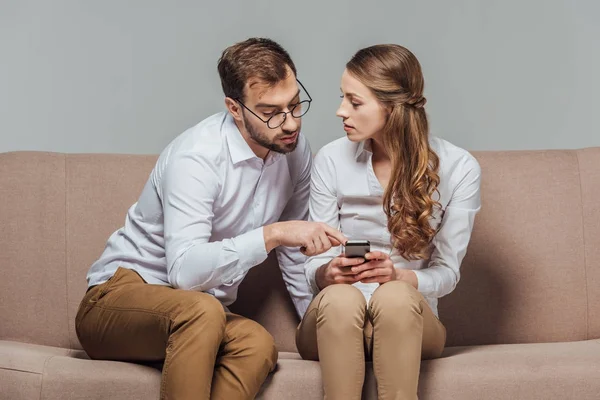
[1,148,599,399]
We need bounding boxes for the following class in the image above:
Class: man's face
[240,70,302,155]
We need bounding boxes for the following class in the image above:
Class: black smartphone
[344,240,370,258]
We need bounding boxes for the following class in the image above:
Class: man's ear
[225,97,243,122]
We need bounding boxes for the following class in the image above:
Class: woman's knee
[369,280,422,317]
[317,284,367,316]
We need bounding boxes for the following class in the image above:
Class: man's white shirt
[87,112,313,317]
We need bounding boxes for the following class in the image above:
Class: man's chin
[272,141,298,154]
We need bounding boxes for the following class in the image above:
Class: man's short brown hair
[217,38,297,101]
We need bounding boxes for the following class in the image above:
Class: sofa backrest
[440,148,600,346]
[1,149,599,352]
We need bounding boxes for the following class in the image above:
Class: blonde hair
[347,44,440,260]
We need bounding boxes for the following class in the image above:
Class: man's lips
[280,132,298,143]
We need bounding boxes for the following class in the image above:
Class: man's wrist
[263,223,282,253]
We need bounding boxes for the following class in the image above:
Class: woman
[296,44,482,400]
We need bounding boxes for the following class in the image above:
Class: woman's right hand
[315,255,366,290]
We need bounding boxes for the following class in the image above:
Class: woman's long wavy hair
[347,44,441,260]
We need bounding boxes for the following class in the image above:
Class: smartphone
[344,240,370,258]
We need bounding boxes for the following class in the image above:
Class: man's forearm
[169,228,267,290]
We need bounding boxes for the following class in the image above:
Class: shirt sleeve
[412,155,482,298]
[304,149,342,295]
[161,152,268,291]
[275,137,314,318]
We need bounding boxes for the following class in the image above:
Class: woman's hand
[351,251,396,284]
[315,255,365,290]
[352,251,418,288]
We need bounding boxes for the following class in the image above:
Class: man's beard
[243,113,299,154]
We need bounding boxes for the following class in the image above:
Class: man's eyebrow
[255,89,301,108]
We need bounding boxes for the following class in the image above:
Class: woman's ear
[384,102,394,120]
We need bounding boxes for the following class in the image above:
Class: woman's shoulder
[430,136,480,175]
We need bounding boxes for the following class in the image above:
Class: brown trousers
[296,281,446,400]
[75,267,277,400]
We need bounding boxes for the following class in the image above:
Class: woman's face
[337,69,388,142]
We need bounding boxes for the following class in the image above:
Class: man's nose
[282,113,299,132]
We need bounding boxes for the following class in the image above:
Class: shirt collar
[265,150,284,166]
[224,113,260,165]
[354,136,438,161]
[224,113,287,166]
[355,139,373,160]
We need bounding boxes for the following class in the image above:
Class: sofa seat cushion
[413,339,600,400]
[0,340,160,400]
[0,341,74,400]
[2,339,600,400]
[261,340,600,400]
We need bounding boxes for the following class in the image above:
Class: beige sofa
[1,148,600,400]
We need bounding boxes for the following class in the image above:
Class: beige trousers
[296,281,446,400]
[76,267,277,400]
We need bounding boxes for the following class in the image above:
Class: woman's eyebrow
[341,89,363,100]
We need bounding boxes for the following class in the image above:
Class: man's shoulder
[174,112,227,154]
[163,112,228,162]
[152,112,229,183]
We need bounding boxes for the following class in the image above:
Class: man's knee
[238,320,278,370]
[177,292,226,333]
[255,326,278,370]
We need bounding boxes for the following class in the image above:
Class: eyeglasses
[235,79,312,129]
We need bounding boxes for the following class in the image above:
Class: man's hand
[351,251,418,288]
[264,221,347,256]
[315,255,366,290]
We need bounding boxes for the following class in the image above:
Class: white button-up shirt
[87,112,313,317]
[305,136,481,317]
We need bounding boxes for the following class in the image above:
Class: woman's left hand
[351,251,396,284]
[351,251,418,288]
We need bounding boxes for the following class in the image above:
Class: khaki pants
[75,267,277,400]
[296,281,446,400]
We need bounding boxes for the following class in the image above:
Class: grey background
[1,0,598,154]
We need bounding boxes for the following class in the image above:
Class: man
[75,38,346,400]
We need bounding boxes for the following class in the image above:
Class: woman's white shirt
[304,136,482,317]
